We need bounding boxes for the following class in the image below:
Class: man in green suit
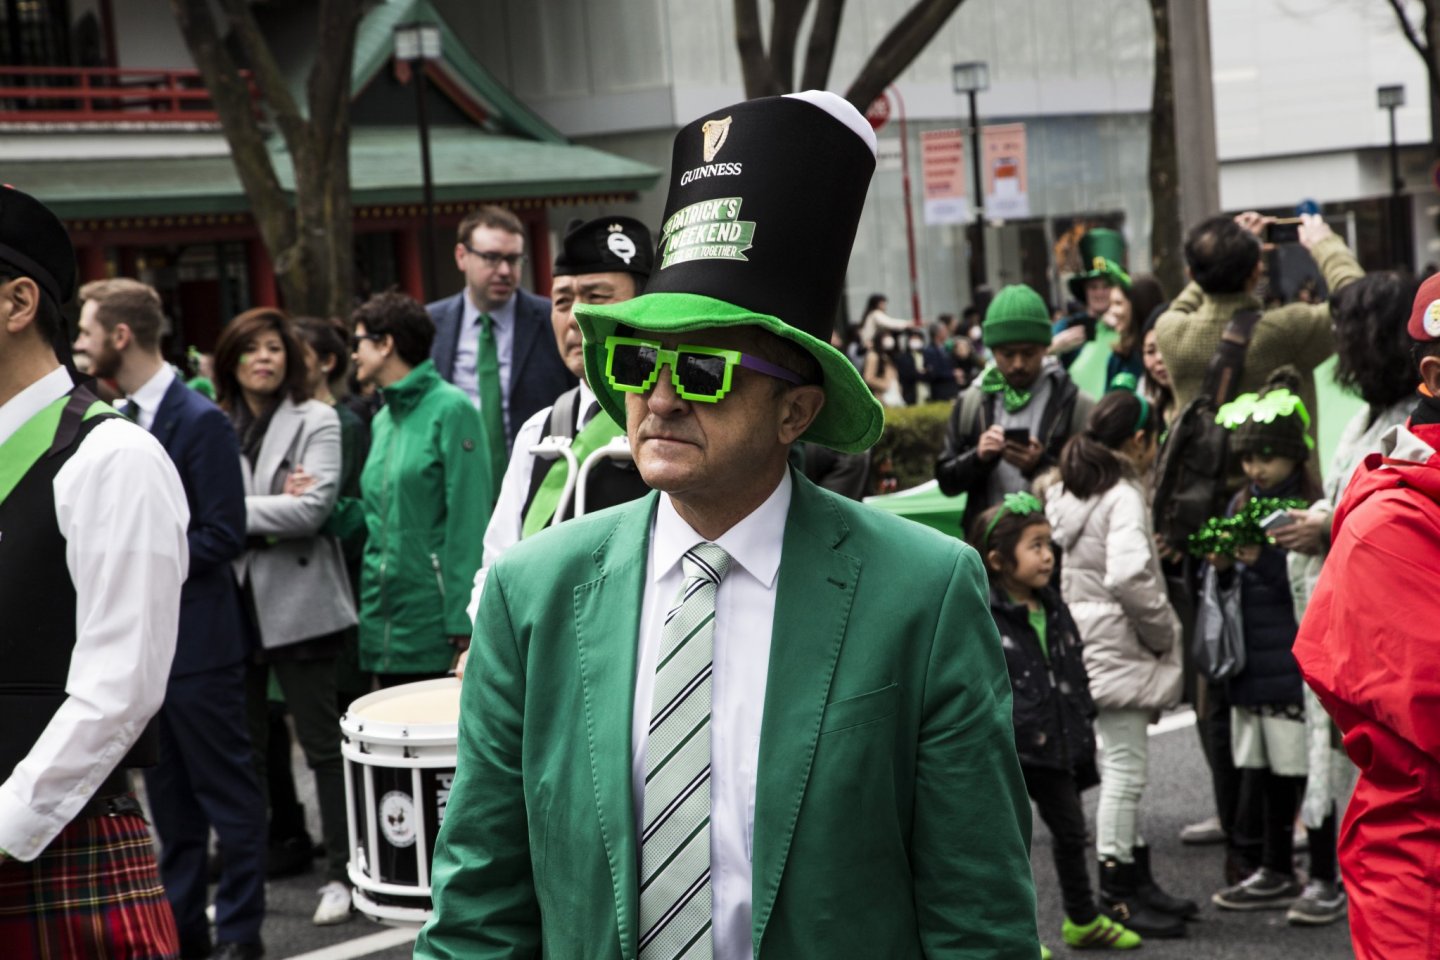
[416,91,1038,960]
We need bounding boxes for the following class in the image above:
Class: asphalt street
[245,710,1355,959]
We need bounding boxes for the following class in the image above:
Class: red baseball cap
[1408,271,1440,341]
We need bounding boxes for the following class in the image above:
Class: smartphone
[1003,427,1032,445]
[1265,217,1302,245]
[1260,509,1297,532]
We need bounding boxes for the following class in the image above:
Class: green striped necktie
[639,542,733,960]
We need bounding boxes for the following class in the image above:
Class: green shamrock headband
[1214,389,1316,450]
[982,491,1045,551]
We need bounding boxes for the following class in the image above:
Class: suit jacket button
[298,557,309,566]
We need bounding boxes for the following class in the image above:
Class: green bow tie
[980,364,1033,414]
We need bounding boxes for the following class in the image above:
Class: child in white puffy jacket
[1044,388,1191,940]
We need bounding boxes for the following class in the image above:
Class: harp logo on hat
[702,116,732,162]
[659,197,756,270]
[1425,299,1440,338]
[606,224,637,265]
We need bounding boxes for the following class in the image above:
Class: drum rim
[340,677,462,742]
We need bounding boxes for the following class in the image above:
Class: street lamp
[1378,84,1406,269]
[953,61,990,294]
[395,21,443,301]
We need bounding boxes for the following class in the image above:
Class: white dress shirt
[632,471,790,960]
[454,290,516,432]
[0,366,189,861]
[467,380,599,623]
[125,362,176,431]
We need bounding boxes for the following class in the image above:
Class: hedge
[870,401,952,492]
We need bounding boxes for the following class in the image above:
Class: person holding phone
[937,284,1095,541]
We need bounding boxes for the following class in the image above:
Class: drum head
[341,677,461,744]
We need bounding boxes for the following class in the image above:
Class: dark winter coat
[989,584,1098,786]
[1225,480,1305,708]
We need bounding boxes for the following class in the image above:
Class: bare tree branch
[768,0,811,92]
[168,0,293,256]
[734,0,776,99]
[215,0,307,147]
[800,0,846,90]
[843,0,968,112]
[1386,0,1431,60]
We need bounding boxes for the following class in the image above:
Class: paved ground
[228,710,1355,959]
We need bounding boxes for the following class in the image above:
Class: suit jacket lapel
[254,401,302,495]
[150,379,188,447]
[573,492,657,957]
[509,290,542,392]
[751,473,860,947]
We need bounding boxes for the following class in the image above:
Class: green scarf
[980,363,1033,414]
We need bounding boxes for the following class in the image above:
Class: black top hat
[0,185,76,306]
[554,216,654,282]
[573,91,885,452]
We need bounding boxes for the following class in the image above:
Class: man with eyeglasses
[418,92,1036,960]
[429,205,577,498]
[463,215,655,627]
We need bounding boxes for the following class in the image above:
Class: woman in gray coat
[215,307,358,927]
[1044,390,1188,938]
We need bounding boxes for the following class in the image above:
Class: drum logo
[379,790,417,848]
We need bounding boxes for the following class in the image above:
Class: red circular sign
[865,94,891,132]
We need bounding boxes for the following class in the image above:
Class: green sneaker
[1063,914,1142,949]
[1040,945,1054,960]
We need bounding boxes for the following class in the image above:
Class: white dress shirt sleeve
[0,419,189,860]
[468,405,547,625]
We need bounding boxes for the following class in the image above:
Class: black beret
[0,185,76,306]
[553,216,653,281]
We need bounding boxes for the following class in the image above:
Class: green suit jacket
[415,471,1038,959]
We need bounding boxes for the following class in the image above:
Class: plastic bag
[1194,563,1246,681]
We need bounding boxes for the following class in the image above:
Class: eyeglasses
[462,244,526,269]
[604,335,805,403]
[350,333,381,350]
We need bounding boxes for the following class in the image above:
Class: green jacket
[358,361,490,673]
[415,471,1038,959]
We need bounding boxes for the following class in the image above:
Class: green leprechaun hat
[572,91,884,453]
[1067,227,1131,301]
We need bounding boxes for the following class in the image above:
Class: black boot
[1099,858,1187,939]
[1134,842,1200,918]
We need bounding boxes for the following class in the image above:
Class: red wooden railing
[0,66,252,123]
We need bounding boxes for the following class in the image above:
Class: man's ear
[1420,354,1440,397]
[111,321,133,351]
[1,276,40,334]
[775,385,825,445]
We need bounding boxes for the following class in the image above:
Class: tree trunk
[1424,1,1440,169]
[800,0,847,90]
[1147,0,1184,295]
[734,0,777,99]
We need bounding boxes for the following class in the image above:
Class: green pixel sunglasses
[603,335,805,402]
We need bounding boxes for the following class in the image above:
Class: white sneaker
[312,881,353,926]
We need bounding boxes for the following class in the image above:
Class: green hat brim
[1067,260,1131,302]
[574,292,885,453]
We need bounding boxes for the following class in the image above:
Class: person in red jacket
[1293,272,1440,960]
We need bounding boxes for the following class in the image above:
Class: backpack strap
[1200,309,1261,405]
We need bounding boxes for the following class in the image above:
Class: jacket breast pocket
[819,683,898,735]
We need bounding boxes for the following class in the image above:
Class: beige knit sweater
[1155,234,1364,449]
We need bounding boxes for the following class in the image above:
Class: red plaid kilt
[0,807,179,959]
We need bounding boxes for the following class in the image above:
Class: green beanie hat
[982,284,1052,347]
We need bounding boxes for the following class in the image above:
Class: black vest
[521,387,651,525]
[0,386,155,794]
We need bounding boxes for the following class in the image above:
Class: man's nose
[646,361,687,413]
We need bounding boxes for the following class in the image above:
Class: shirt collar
[0,365,72,447]
[651,469,792,590]
[463,290,518,329]
[128,363,175,417]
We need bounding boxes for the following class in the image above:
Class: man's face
[1085,278,1112,317]
[991,342,1047,390]
[623,325,799,504]
[551,271,637,380]
[73,300,122,379]
[455,225,525,311]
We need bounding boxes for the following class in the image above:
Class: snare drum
[341,677,461,924]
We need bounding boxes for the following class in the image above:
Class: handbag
[1194,563,1246,681]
